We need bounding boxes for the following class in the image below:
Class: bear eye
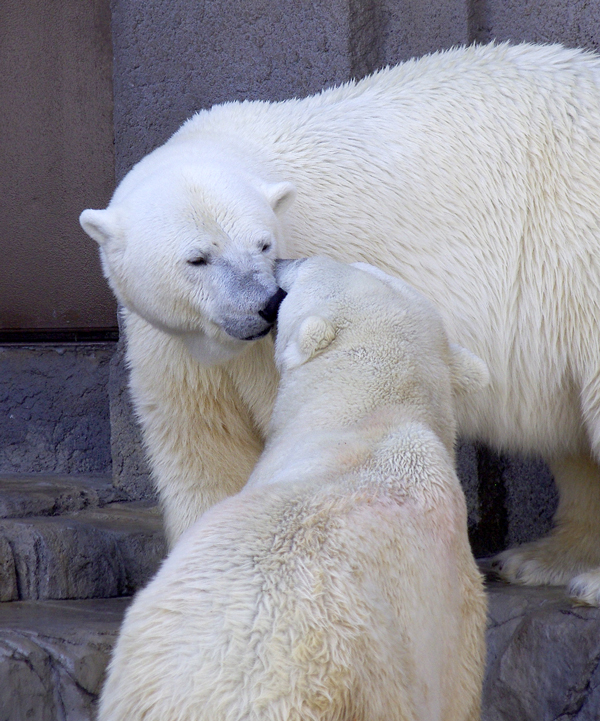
[187,255,208,267]
[261,242,272,253]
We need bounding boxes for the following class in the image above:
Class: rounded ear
[280,316,336,369]
[299,316,336,359]
[449,343,489,395]
[79,208,116,246]
[261,181,296,215]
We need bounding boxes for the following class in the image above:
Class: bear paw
[568,571,600,606]
[491,534,600,595]
[492,547,571,586]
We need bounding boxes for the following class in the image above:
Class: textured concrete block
[469,0,600,52]
[502,454,558,548]
[109,337,154,500]
[378,0,470,66]
[0,536,18,602]
[0,344,114,475]
[110,0,473,181]
[458,443,557,559]
[0,474,132,602]
[111,0,366,179]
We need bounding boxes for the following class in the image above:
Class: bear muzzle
[219,287,287,341]
[258,287,287,324]
[240,287,287,340]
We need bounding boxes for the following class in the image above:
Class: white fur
[81,42,600,603]
[98,258,487,721]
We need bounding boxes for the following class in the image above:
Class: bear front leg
[124,312,266,546]
[492,453,600,604]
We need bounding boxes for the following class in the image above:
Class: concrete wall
[0,345,113,475]
[111,0,471,181]
[0,0,116,331]
[470,0,600,50]
[104,0,598,551]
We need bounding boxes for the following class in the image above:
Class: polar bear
[97,258,488,721]
[80,42,600,604]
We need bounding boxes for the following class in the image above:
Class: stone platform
[483,579,600,720]
[0,597,129,721]
[1,574,599,720]
[0,471,165,720]
[0,471,598,720]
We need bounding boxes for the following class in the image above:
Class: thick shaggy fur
[81,42,600,603]
[98,259,488,721]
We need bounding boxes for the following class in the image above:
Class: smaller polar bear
[98,258,488,721]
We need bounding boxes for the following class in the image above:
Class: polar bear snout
[258,287,287,324]
[220,288,287,340]
[207,258,281,340]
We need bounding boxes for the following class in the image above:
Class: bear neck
[272,348,458,457]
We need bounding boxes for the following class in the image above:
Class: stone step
[0,582,598,721]
[483,578,600,720]
[0,500,166,602]
[0,596,131,721]
[0,474,127,519]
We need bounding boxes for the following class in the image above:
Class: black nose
[258,287,287,324]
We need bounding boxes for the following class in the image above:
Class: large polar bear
[80,42,600,604]
[98,258,488,721]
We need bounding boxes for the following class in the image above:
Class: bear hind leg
[492,453,600,604]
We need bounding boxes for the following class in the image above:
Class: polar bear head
[273,257,488,451]
[79,151,295,365]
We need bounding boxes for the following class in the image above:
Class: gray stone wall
[110,0,471,181]
[110,0,600,184]
[108,336,153,501]
[0,345,114,475]
[470,0,600,51]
